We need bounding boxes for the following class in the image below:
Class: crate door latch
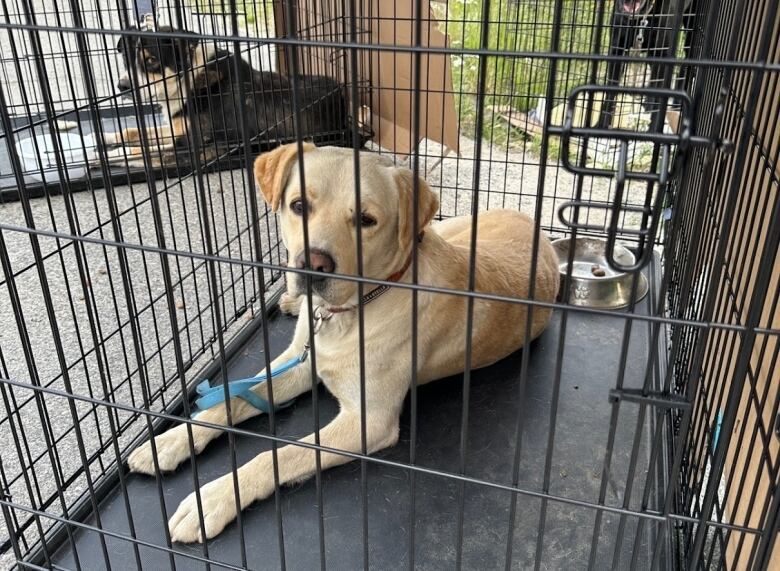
[549,85,734,273]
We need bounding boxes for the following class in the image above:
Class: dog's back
[193,51,348,147]
[422,210,559,374]
[247,72,348,142]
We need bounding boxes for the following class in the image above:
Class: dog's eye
[145,56,157,66]
[360,212,377,227]
[290,198,304,215]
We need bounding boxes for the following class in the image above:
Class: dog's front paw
[103,146,139,161]
[279,292,302,316]
[101,132,121,146]
[127,425,193,475]
[169,475,238,543]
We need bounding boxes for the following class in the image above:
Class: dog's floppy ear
[395,167,439,249]
[190,43,223,89]
[254,143,316,212]
[177,40,202,72]
[116,26,138,52]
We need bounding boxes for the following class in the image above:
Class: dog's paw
[127,425,193,475]
[169,475,238,543]
[88,146,125,166]
[101,132,121,146]
[279,292,302,316]
[87,141,114,166]
[104,146,136,161]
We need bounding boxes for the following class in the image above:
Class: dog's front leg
[94,133,172,169]
[99,122,181,169]
[168,408,400,542]
[128,311,314,475]
[102,124,176,147]
[102,127,143,146]
[126,351,312,475]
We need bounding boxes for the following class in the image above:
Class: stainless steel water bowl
[551,237,649,309]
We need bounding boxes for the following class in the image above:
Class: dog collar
[193,229,428,416]
[324,231,425,315]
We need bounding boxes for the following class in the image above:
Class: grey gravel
[0,168,284,568]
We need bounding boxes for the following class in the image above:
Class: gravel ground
[0,166,284,568]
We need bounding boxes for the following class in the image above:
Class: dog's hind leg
[596,15,634,129]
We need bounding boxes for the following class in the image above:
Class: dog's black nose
[116,77,132,92]
[294,249,335,280]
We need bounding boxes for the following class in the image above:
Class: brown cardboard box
[273,0,458,156]
[666,109,680,133]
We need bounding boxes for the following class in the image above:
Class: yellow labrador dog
[127,143,560,543]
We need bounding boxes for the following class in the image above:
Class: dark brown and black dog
[105,26,349,167]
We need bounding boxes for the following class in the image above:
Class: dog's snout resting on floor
[127,144,560,543]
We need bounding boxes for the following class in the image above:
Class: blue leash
[189,272,407,418]
[190,349,306,417]
[712,409,723,453]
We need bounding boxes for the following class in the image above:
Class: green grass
[432,0,603,155]
[191,0,275,27]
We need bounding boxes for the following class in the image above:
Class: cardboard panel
[698,0,780,566]
[273,0,459,155]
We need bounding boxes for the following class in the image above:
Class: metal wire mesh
[0,0,777,569]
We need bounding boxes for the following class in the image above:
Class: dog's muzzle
[292,248,336,294]
[294,249,336,280]
[116,75,133,95]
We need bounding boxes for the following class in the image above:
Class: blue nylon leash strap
[190,349,306,418]
[190,235,423,417]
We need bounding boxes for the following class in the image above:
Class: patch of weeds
[190,0,275,27]
[433,0,604,154]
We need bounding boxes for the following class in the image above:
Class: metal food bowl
[551,237,649,309]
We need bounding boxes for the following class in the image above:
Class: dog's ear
[190,44,223,89]
[254,143,316,212]
[117,26,138,53]
[160,28,200,71]
[395,167,439,249]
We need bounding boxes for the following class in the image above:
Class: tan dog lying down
[127,143,561,542]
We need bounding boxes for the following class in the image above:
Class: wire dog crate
[0,0,778,569]
[0,0,369,201]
